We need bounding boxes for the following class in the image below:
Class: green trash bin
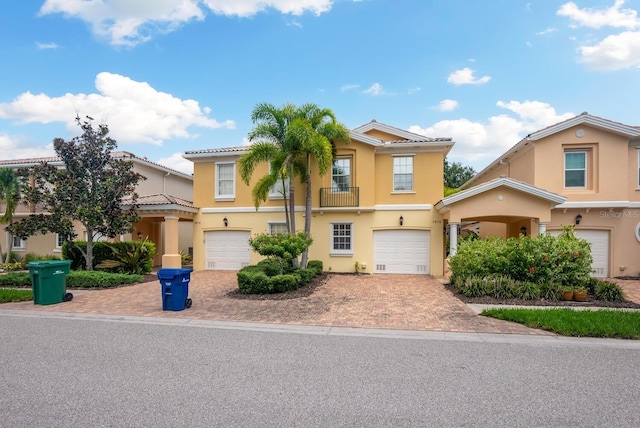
[27,260,73,305]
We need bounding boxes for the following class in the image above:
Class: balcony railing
[320,187,359,207]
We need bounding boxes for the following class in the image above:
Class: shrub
[1,252,22,264]
[595,281,625,302]
[64,240,154,274]
[21,253,61,268]
[297,268,316,284]
[237,268,271,294]
[540,282,563,301]
[307,260,323,275]
[458,276,488,297]
[257,258,284,277]
[66,271,143,288]
[63,241,115,270]
[0,272,31,287]
[2,262,23,272]
[488,275,516,299]
[249,232,313,275]
[513,281,541,300]
[271,274,300,293]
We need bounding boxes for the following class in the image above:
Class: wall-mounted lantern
[399,215,404,226]
[223,217,228,227]
[520,226,527,236]
[575,213,582,225]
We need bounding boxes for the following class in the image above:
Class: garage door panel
[205,231,250,270]
[373,230,430,274]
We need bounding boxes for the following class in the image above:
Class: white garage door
[550,229,609,278]
[204,231,250,270]
[373,230,430,274]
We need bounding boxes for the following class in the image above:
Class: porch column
[161,216,181,268]
[538,222,547,235]
[449,222,459,256]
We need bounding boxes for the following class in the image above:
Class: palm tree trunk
[301,156,312,269]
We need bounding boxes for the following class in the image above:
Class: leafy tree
[9,116,145,270]
[444,159,476,189]
[239,103,305,234]
[291,104,350,268]
[0,167,21,263]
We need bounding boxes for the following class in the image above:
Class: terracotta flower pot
[574,290,588,302]
[562,290,574,301]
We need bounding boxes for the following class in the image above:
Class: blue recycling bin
[157,268,193,311]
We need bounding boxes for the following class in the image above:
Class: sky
[1,0,639,176]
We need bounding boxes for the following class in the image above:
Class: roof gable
[436,176,566,211]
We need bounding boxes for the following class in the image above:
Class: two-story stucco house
[0,152,196,267]
[184,121,454,275]
[439,113,640,278]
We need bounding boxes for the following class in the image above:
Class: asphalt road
[1,311,639,427]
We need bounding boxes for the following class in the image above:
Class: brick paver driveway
[1,271,556,335]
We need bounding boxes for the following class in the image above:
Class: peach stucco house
[184,121,454,275]
[0,152,195,268]
[442,113,640,278]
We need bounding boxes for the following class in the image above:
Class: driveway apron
[1,271,554,335]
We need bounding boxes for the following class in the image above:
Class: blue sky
[1,0,639,175]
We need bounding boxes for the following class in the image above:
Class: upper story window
[331,222,353,255]
[332,158,351,192]
[393,156,413,191]
[215,162,235,200]
[564,151,586,188]
[269,176,290,199]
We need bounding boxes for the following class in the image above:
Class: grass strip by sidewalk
[482,308,640,340]
[0,288,33,303]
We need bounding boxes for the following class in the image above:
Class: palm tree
[239,103,306,234]
[291,104,350,268]
[0,167,21,263]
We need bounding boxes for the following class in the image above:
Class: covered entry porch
[435,177,566,262]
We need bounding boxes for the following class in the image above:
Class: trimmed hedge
[0,271,142,288]
[237,259,323,294]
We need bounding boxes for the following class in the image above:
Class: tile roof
[123,193,195,209]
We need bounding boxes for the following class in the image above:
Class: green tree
[249,232,313,275]
[0,167,21,263]
[444,159,476,189]
[291,104,350,268]
[10,116,145,270]
[239,103,306,234]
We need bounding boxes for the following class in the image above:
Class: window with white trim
[215,162,235,200]
[83,232,108,242]
[564,151,586,188]
[269,176,290,199]
[331,222,353,255]
[637,149,640,188]
[12,236,25,250]
[393,156,413,191]
[268,222,288,235]
[332,158,351,192]
[55,233,65,249]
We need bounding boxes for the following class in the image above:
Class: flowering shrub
[449,225,593,287]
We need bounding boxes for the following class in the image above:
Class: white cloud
[447,67,491,85]
[36,42,59,50]
[437,99,459,112]
[363,83,384,96]
[578,30,640,70]
[536,28,557,35]
[558,1,640,70]
[39,0,335,47]
[157,152,194,175]
[0,72,235,145]
[0,133,56,160]
[408,87,421,94]
[557,0,639,30]
[408,101,574,170]
[340,83,360,91]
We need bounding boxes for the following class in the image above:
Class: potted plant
[573,287,588,302]
[561,287,574,301]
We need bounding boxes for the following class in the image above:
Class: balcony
[320,187,359,207]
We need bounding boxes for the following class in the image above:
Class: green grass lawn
[482,308,640,339]
[0,288,33,303]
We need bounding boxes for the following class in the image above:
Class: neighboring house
[0,152,196,268]
[439,113,640,278]
[184,121,454,275]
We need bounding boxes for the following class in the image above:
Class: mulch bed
[443,282,640,309]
